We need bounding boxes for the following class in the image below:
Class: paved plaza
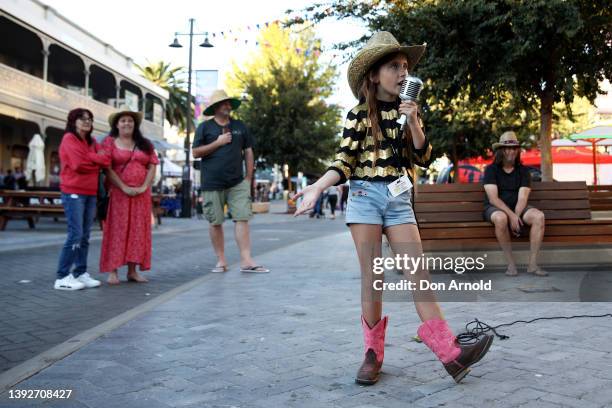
[1,204,612,407]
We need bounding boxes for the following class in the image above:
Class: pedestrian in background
[14,167,27,190]
[340,182,349,212]
[193,89,268,273]
[3,170,15,190]
[54,108,108,291]
[326,185,339,219]
[100,107,158,285]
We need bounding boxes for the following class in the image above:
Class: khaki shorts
[202,179,252,225]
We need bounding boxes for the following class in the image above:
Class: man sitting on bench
[483,131,548,277]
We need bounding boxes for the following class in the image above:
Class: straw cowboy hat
[347,31,427,99]
[108,105,143,127]
[493,131,521,150]
[203,89,241,116]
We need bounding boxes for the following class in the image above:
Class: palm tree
[136,61,193,133]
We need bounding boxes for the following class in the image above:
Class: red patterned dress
[100,136,159,272]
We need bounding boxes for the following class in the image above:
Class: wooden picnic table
[0,190,63,230]
[0,190,171,230]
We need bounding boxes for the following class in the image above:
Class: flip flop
[505,267,518,277]
[211,266,228,273]
[240,265,270,273]
[527,268,549,276]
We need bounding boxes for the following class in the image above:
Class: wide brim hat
[493,131,521,150]
[108,105,143,127]
[348,31,427,99]
[203,89,241,116]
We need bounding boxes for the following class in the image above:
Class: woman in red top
[99,108,159,285]
[55,108,110,291]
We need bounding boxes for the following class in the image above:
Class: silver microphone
[396,75,423,130]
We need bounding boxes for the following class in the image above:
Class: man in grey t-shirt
[193,89,269,273]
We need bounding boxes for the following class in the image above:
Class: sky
[42,0,366,114]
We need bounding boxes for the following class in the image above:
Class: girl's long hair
[358,52,414,173]
[65,108,94,145]
[109,115,153,154]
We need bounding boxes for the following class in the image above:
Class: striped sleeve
[412,115,433,168]
[327,108,365,184]
[412,135,433,168]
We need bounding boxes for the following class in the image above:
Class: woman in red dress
[100,108,159,285]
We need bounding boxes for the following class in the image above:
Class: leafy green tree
[312,0,612,181]
[136,61,193,133]
[225,24,342,177]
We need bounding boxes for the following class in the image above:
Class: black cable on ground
[456,313,612,344]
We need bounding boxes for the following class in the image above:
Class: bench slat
[416,181,586,193]
[421,224,612,239]
[417,209,591,223]
[0,207,64,213]
[416,189,589,203]
[422,235,612,251]
[415,199,590,213]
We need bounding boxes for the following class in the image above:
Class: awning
[162,157,183,177]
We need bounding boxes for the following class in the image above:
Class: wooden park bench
[0,190,63,230]
[414,181,612,251]
[588,185,612,212]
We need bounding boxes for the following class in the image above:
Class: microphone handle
[397,113,408,131]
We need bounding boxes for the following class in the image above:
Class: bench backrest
[414,181,591,223]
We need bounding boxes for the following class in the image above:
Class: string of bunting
[202,7,338,58]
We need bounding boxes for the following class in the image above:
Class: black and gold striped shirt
[328,99,433,185]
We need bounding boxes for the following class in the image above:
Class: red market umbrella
[570,126,612,188]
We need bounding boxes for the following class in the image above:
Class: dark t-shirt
[483,163,531,210]
[192,118,253,191]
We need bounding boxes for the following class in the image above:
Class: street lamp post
[169,19,213,218]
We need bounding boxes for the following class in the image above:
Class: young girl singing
[294,32,493,385]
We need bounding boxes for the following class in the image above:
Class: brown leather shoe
[355,349,382,385]
[444,334,494,383]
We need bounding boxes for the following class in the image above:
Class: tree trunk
[539,91,554,182]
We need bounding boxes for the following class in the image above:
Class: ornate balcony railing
[0,63,163,139]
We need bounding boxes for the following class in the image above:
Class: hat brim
[492,142,521,150]
[203,98,241,116]
[348,44,426,99]
[108,111,143,127]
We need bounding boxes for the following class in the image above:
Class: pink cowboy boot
[417,319,493,383]
[355,316,388,385]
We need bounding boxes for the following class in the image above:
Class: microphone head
[398,75,423,102]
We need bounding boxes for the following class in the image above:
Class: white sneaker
[54,275,85,291]
[76,272,101,288]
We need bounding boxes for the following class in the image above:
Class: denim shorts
[345,179,417,228]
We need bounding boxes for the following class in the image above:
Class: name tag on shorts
[387,175,412,197]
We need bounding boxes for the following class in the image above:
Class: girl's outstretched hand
[293,184,323,216]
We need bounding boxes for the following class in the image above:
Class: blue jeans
[56,193,97,279]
